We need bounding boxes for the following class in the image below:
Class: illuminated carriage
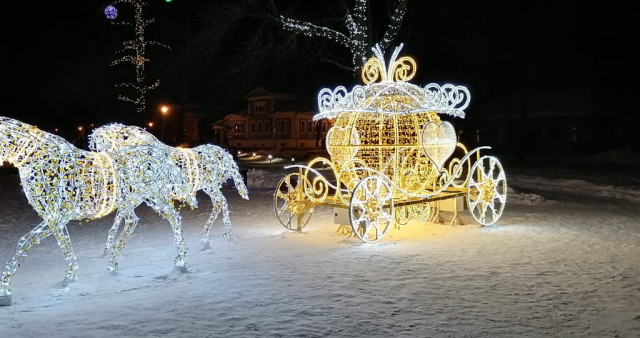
[273,44,507,243]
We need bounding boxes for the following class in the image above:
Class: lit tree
[269,0,408,73]
[106,0,170,116]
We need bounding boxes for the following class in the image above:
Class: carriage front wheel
[274,173,314,232]
[467,155,507,225]
[349,176,394,243]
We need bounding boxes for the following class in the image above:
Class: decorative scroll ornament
[362,44,416,84]
[315,43,470,121]
[0,117,197,306]
[89,123,249,249]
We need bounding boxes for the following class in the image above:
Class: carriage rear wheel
[349,176,394,243]
[467,155,507,225]
[274,173,314,232]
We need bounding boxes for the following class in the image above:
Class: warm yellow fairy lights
[89,123,249,249]
[0,116,197,306]
[274,44,507,243]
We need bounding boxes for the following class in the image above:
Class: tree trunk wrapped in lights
[0,117,197,306]
[88,123,249,249]
[273,44,507,243]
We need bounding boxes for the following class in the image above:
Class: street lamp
[160,105,169,142]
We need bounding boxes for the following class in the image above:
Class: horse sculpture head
[88,123,158,152]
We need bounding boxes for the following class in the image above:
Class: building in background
[214,87,332,154]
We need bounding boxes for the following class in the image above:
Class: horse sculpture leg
[104,211,125,256]
[200,189,231,249]
[147,200,188,271]
[0,220,55,305]
[53,225,79,286]
[108,210,139,271]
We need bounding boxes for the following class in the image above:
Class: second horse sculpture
[89,123,249,250]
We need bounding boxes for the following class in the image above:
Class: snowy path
[0,169,639,337]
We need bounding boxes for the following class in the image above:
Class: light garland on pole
[0,116,197,306]
[106,0,170,115]
[88,123,249,249]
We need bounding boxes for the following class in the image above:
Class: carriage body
[273,45,507,243]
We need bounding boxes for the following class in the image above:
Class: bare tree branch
[270,0,408,73]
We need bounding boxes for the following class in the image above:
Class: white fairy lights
[108,0,170,115]
[0,116,196,306]
[89,123,249,248]
[275,0,408,70]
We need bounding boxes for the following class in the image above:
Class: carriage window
[300,120,306,133]
[234,123,245,134]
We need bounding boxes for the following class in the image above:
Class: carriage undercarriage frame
[273,145,507,243]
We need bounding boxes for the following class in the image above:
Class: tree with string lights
[269,0,408,73]
[104,0,170,117]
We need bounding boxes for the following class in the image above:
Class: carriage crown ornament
[273,44,507,243]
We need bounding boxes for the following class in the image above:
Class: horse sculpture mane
[0,116,197,306]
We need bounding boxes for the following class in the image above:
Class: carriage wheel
[349,176,394,243]
[467,155,507,225]
[274,173,314,232]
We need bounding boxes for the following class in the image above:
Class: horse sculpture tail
[226,152,249,200]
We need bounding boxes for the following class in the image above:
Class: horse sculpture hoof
[62,276,76,287]
[175,265,188,273]
[0,293,12,306]
[201,240,211,251]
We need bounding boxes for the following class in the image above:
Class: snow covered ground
[0,156,639,337]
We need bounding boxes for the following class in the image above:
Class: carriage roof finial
[362,43,416,84]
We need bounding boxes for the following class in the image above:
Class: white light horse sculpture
[88,123,249,249]
[0,117,197,306]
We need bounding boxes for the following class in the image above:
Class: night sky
[2,0,638,134]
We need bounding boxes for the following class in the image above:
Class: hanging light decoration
[104,5,118,20]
